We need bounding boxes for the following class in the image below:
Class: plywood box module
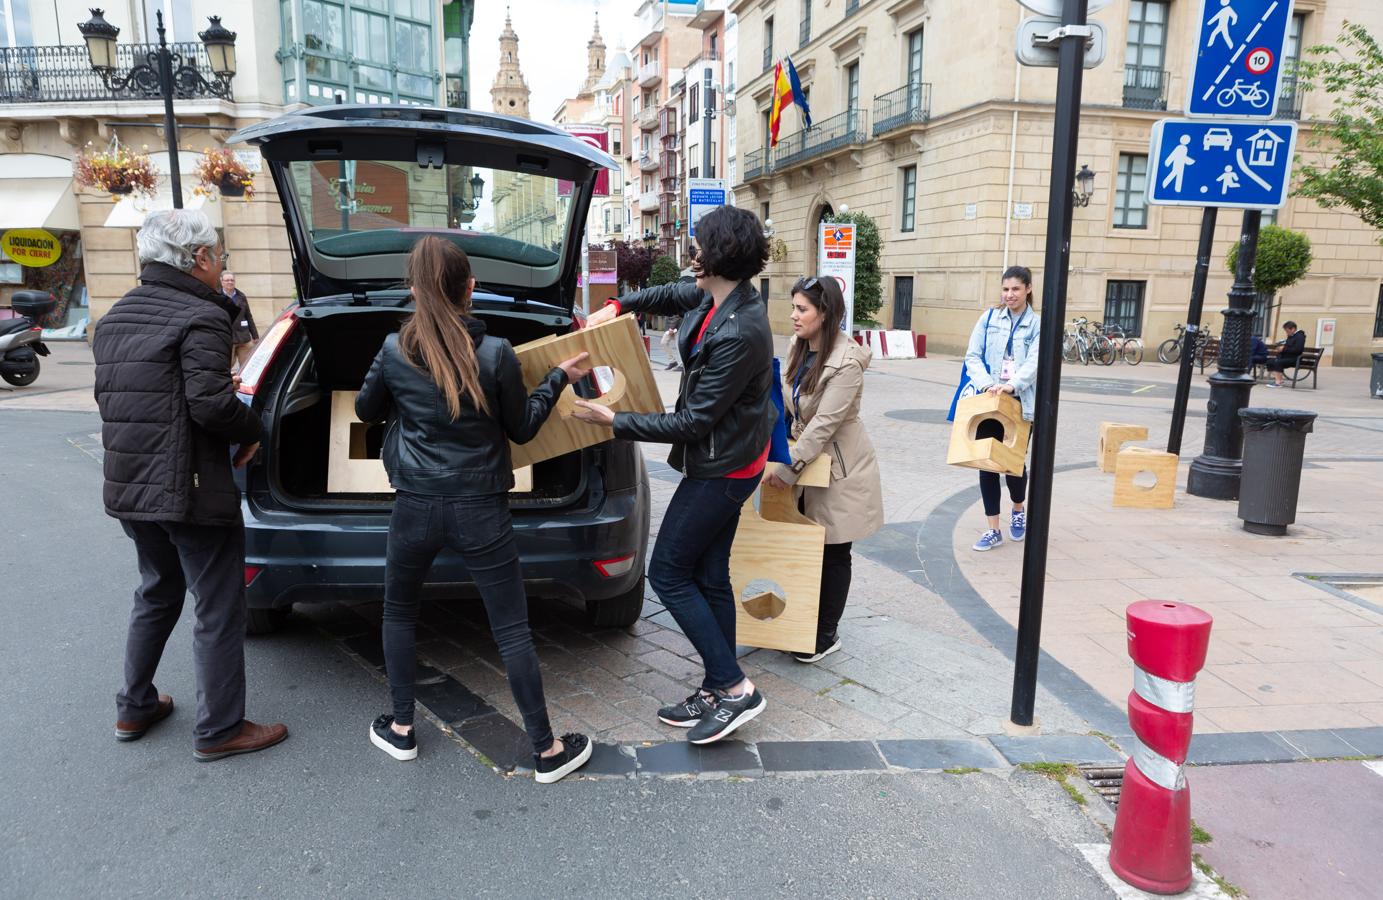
[729,483,825,654]
[1098,422,1149,473]
[946,392,1031,477]
[1113,446,1177,509]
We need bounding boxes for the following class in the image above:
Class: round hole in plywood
[1133,470,1159,490]
[741,578,787,621]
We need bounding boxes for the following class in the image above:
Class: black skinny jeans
[382,491,554,755]
[977,416,1029,518]
[816,542,853,651]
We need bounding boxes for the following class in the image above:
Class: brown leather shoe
[193,719,288,762]
[115,694,175,742]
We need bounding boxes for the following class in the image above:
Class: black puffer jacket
[93,263,263,525]
[355,317,568,495]
[612,281,775,477]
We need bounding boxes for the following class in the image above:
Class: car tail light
[593,555,636,578]
[244,565,263,586]
[236,311,298,398]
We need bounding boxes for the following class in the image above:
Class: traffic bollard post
[1109,599,1214,894]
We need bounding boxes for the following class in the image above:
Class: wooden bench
[1195,337,1220,373]
[1284,346,1323,389]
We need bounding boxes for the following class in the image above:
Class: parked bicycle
[1102,324,1144,365]
[1157,323,1213,365]
[1062,317,1116,366]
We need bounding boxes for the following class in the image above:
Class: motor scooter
[0,291,54,387]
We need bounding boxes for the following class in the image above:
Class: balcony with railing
[0,42,232,104]
[639,150,661,172]
[637,104,659,131]
[773,107,870,170]
[638,60,662,88]
[690,0,727,29]
[1123,66,1169,110]
[743,147,769,182]
[1275,74,1302,120]
[873,82,932,136]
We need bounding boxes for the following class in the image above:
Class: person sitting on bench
[1266,321,1306,388]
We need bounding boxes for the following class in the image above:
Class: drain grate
[1078,764,1125,808]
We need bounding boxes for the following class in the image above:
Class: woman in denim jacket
[963,265,1040,552]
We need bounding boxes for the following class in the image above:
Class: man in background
[221,270,257,372]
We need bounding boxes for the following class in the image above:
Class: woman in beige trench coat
[764,275,884,663]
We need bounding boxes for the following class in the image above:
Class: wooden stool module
[728,483,824,654]
[1099,422,1149,473]
[946,392,1031,478]
[1113,447,1177,509]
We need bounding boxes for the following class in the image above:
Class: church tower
[581,13,606,97]
[490,8,530,118]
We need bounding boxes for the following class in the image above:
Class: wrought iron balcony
[743,147,769,182]
[773,107,870,170]
[445,86,468,108]
[0,41,232,104]
[1123,66,1168,111]
[1275,74,1302,120]
[873,82,932,136]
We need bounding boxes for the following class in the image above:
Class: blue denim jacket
[963,304,1041,422]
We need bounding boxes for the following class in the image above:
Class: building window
[1114,153,1149,229]
[613,127,622,157]
[1124,0,1169,109]
[760,278,770,303]
[604,208,611,233]
[689,83,699,124]
[892,276,914,330]
[290,0,435,105]
[1,0,35,46]
[689,166,699,179]
[799,0,811,48]
[1279,12,1306,117]
[761,202,770,224]
[900,166,917,233]
[907,27,924,86]
[1104,281,1146,337]
[763,17,774,71]
[1374,285,1383,339]
[846,62,860,111]
[710,33,718,56]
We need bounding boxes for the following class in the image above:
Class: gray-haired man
[93,209,288,761]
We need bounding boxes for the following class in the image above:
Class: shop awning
[103,152,223,229]
[0,154,81,231]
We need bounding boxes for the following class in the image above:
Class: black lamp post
[1072,164,1096,207]
[78,8,238,209]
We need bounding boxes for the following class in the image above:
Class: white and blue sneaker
[1010,510,1027,542]
[972,529,1003,552]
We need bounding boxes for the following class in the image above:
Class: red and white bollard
[1109,600,1214,894]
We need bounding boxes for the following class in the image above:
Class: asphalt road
[1,405,1117,898]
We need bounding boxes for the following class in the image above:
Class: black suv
[227,106,649,633]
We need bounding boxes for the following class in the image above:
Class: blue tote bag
[947,310,992,422]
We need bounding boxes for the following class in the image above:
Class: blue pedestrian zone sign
[1187,0,1294,118]
[1147,120,1297,209]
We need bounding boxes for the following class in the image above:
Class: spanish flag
[768,56,812,148]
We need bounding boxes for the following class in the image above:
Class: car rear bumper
[243,486,646,610]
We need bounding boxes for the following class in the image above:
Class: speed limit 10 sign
[1246,47,1274,76]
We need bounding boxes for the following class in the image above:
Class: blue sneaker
[972,529,1003,552]
[1010,510,1027,542]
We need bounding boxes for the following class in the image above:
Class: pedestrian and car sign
[1187,0,1295,118]
[1147,119,1296,209]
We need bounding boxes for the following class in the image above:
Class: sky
[468,0,645,124]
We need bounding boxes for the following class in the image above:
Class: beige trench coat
[772,335,884,545]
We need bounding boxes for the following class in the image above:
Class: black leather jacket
[355,317,568,495]
[613,281,775,478]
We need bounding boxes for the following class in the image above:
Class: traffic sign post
[1187,0,1295,118]
[1147,119,1297,210]
[687,178,727,240]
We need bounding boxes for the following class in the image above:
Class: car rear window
[285,159,573,268]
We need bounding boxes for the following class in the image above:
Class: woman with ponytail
[355,236,595,783]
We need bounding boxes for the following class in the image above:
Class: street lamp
[762,217,775,238]
[1072,164,1096,207]
[453,172,486,213]
[79,8,238,209]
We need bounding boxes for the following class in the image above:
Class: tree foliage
[608,240,658,291]
[1293,22,1383,242]
[648,254,681,286]
[823,211,882,325]
[1225,225,1312,295]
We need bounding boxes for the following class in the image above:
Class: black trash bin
[1237,408,1317,535]
[1371,352,1383,400]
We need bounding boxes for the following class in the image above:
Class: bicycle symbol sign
[1187,0,1294,118]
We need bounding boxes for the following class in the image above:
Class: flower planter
[218,179,246,197]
